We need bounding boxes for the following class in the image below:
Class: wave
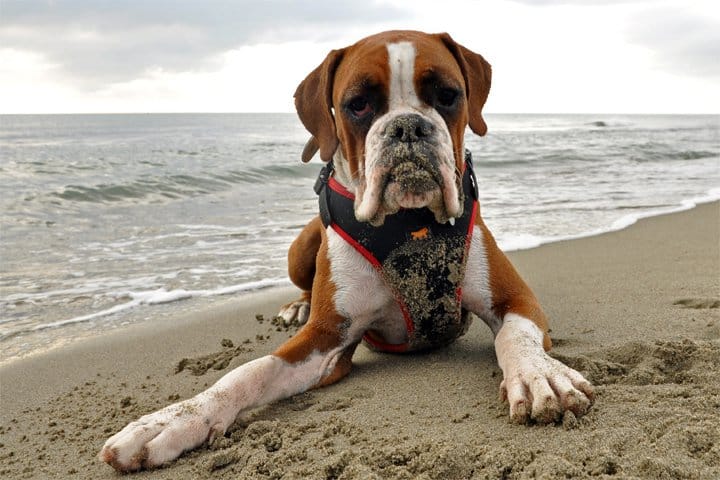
[49,163,316,204]
[666,150,717,161]
[220,163,316,184]
[475,147,718,168]
[0,278,291,341]
[11,189,718,339]
[627,147,718,163]
[497,187,720,252]
[52,175,228,202]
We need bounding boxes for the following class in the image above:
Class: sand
[1,202,718,479]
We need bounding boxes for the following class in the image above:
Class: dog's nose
[385,114,434,143]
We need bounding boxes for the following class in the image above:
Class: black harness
[314,151,479,352]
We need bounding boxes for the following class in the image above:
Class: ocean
[1,113,718,361]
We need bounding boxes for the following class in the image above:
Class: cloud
[507,0,719,79]
[625,6,720,78]
[0,0,410,88]
[507,0,647,5]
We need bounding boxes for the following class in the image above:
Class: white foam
[3,273,182,303]
[21,278,291,335]
[498,188,720,252]
[496,233,545,252]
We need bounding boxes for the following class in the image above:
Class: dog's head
[295,30,491,226]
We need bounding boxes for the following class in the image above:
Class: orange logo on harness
[410,227,429,240]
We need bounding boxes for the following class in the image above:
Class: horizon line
[2,111,718,116]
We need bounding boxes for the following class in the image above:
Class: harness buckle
[464,150,479,200]
[314,161,334,195]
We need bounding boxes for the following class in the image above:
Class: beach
[1,201,719,479]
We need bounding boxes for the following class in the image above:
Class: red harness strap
[316,153,479,353]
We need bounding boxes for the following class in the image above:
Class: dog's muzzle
[355,112,460,226]
[383,113,443,192]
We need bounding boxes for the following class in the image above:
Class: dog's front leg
[100,319,356,472]
[463,222,594,424]
[493,313,594,423]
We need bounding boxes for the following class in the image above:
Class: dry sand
[1,202,718,479]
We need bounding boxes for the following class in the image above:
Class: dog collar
[314,151,479,353]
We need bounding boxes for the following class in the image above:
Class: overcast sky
[1,0,718,114]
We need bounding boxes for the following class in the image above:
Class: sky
[1,0,718,114]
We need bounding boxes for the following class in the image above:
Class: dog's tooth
[448,217,456,226]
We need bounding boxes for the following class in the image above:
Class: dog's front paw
[499,354,594,424]
[99,398,231,472]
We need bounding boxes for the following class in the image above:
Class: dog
[100,30,594,472]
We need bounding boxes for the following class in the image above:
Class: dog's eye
[347,96,373,118]
[437,88,459,107]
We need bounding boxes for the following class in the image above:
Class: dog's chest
[363,231,474,352]
[322,159,479,353]
[327,229,474,352]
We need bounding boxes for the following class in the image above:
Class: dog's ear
[294,49,345,162]
[437,33,492,136]
[300,137,320,163]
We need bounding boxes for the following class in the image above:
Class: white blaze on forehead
[355,40,462,224]
[387,42,421,109]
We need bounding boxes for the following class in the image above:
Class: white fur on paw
[500,354,594,424]
[99,399,230,472]
[278,300,310,325]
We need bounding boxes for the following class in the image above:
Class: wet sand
[1,202,718,479]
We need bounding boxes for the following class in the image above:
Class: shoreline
[1,202,718,479]
[3,190,718,365]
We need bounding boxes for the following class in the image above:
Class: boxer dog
[100,30,594,472]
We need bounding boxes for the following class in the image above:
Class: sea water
[1,113,718,360]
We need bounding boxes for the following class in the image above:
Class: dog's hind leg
[287,215,322,291]
[279,215,323,325]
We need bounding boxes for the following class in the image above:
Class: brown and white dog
[100,30,594,472]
